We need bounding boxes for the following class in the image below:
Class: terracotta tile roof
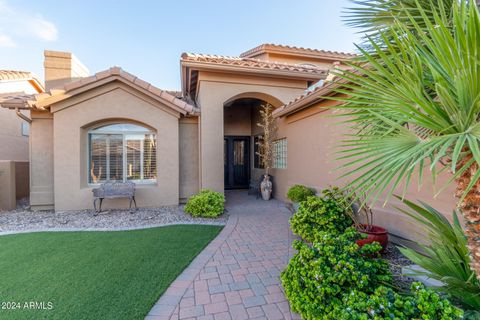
[240,43,357,60]
[0,70,45,92]
[273,78,347,118]
[181,53,328,76]
[15,67,198,115]
[0,92,36,109]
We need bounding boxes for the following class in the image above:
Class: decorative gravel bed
[0,198,228,234]
[383,243,415,291]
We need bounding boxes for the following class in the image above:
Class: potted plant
[256,103,277,200]
[349,191,388,251]
[287,184,316,211]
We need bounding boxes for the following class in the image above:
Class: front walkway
[146,191,299,320]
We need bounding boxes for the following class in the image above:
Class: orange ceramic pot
[356,225,388,252]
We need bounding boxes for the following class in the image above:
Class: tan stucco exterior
[29,110,54,209]
[179,117,200,202]
[196,72,311,192]
[51,83,180,211]
[273,97,458,243]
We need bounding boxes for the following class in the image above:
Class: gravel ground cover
[0,198,228,234]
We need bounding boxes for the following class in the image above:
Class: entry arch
[223,92,284,108]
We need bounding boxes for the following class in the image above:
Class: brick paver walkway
[146,191,299,320]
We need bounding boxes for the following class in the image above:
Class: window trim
[87,123,157,186]
[272,138,287,169]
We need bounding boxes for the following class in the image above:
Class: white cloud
[28,15,58,41]
[0,33,15,47]
[0,1,58,47]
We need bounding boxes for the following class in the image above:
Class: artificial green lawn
[0,225,222,320]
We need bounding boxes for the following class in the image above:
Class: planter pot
[356,225,388,252]
[260,175,272,201]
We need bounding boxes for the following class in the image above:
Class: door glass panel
[233,140,246,185]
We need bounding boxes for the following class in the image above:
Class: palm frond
[396,197,480,310]
[329,0,480,204]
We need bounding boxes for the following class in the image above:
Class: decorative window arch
[88,122,157,184]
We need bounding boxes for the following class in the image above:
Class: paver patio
[146,190,300,320]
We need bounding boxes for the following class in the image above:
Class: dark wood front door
[224,136,250,189]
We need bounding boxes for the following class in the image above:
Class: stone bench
[92,181,137,214]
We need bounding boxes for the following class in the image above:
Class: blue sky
[0,0,361,90]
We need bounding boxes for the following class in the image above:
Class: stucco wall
[0,107,29,161]
[179,117,199,202]
[276,102,458,242]
[15,161,29,199]
[196,71,309,192]
[224,104,252,136]
[30,111,54,210]
[0,161,16,210]
[51,82,180,211]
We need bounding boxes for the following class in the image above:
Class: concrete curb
[145,214,240,320]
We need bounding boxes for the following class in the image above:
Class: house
[0,45,350,211]
[0,70,44,160]
[0,70,44,210]
[0,44,457,242]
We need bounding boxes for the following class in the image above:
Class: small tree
[256,103,277,176]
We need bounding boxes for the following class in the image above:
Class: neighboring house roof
[240,43,357,60]
[0,92,36,109]
[0,67,199,115]
[0,70,45,93]
[273,78,346,117]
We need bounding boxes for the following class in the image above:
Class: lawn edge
[145,214,240,319]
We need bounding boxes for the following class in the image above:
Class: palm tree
[331,1,480,277]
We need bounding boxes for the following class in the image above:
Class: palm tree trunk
[455,161,480,280]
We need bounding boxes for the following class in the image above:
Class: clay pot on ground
[356,224,389,252]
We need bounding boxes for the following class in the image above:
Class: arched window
[88,123,157,184]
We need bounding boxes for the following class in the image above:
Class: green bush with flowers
[281,228,391,319]
[334,283,463,319]
[281,227,463,319]
[289,187,353,242]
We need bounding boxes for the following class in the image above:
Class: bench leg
[129,196,137,213]
[98,198,103,213]
[93,199,98,216]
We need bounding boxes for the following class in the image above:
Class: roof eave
[180,60,327,81]
[274,80,344,118]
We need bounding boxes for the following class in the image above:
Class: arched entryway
[223,93,281,189]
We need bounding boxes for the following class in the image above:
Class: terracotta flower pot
[356,225,388,252]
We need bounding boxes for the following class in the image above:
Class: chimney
[44,50,90,91]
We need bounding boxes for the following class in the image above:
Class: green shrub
[184,189,225,218]
[333,283,463,319]
[290,187,353,241]
[287,184,316,203]
[281,227,391,319]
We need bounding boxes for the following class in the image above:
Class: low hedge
[335,283,463,319]
[281,227,463,319]
[289,187,353,241]
[281,228,391,319]
[287,184,316,203]
[184,189,225,218]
